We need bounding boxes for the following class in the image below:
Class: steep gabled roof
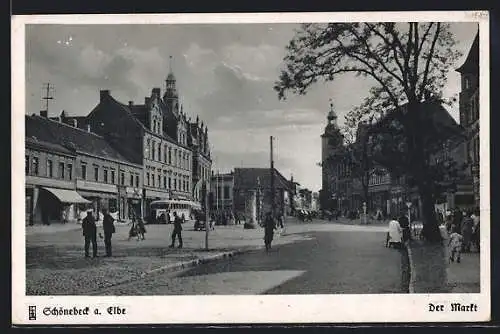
[456,32,479,74]
[26,136,76,156]
[25,115,130,162]
[233,168,292,191]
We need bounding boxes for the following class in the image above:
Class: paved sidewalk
[26,222,307,295]
[407,227,480,293]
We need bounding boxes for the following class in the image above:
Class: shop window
[46,159,53,178]
[67,164,73,180]
[81,163,87,180]
[32,156,39,175]
[104,169,108,183]
[59,162,65,179]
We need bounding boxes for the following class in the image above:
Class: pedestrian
[137,217,146,240]
[263,211,276,252]
[398,214,410,243]
[102,209,116,257]
[169,211,183,249]
[471,209,480,252]
[82,210,97,258]
[461,212,474,253]
[448,226,463,263]
[128,216,138,241]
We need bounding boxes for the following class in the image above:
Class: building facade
[70,68,211,218]
[25,114,143,225]
[210,171,234,213]
[456,32,480,209]
[232,168,293,222]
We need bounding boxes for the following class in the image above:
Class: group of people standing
[81,209,116,258]
[446,208,480,263]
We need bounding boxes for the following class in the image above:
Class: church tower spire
[163,55,179,118]
[327,98,337,126]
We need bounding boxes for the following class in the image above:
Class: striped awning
[42,187,91,204]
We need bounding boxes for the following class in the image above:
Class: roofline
[75,149,142,168]
[26,140,77,157]
[27,114,106,139]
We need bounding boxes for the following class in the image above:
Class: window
[120,171,125,185]
[67,164,73,180]
[94,166,99,182]
[111,169,115,184]
[81,163,87,180]
[32,156,39,175]
[164,145,167,162]
[174,178,177,190]
[168,177,171,189]
[152,173,155,187]
[146,138,151,160]
[46,160,53,177]
[150,140,154,160]
[104,169,108,183]
[158,175,161,188]
[146,172,150,186]
[164,176,167,189]
[130,173,134,186]
[59,162,65,179]
[224,185,230,199]
[158,145,161,162]
[25,155,29,174]
[173,149,177,166]
[168,148,172,164]
[135,174,139,187]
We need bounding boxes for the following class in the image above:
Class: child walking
[448,226,464,263]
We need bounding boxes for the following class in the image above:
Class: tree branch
[418,23,441,101]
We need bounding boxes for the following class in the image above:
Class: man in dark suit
[169,211,183,249]
[82,210,97,258]
[102,209,116,257]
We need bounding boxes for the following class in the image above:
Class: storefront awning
[42,187,91,204]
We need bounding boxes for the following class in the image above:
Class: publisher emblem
[28,306,36,320]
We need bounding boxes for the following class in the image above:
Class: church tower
[163,56,180,119]
[320,99,344,211]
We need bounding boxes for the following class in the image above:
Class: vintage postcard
[12,11,490,324]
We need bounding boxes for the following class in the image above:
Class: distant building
[25,114,142,225]
[210,171,234,213]
[232,168,293,221]
[456,32,480,208]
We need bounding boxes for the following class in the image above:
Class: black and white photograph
[12,12,490,324]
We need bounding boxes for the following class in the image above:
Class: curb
[405,241,417,294]
[139,247,260,278]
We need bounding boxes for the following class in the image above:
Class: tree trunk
[418,183,442,243]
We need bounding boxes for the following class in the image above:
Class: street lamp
[362,201,367,225]
[406,201,412,237]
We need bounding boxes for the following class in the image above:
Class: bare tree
[275,22,462,242]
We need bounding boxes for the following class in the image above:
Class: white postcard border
[11,11,491,324]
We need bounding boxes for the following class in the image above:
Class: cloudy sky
[25,22,478,191]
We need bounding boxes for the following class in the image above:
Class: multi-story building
[65,68,211,218]
[25,114,143,225]
[456,32,480,208]
[210,171,234,213]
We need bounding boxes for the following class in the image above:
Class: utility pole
[41,83,54,115]
[270,136,275,219]
[202,180,209,250]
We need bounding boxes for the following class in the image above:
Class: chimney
[40,110,48,118]
[100,90,110,102]
[73,119,78,128]
[87,124,91,133]
[128,101,134,107]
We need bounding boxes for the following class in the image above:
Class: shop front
[77,179,118,222]
[126,186,143,219]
